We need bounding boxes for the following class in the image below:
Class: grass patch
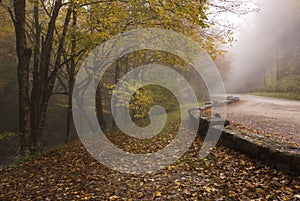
[251,92,300,101]
[105,102,204,154]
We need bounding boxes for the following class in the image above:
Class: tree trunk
[66,91,73,143]
[96,83,107,130]
[264,69,267,88]
[276,60,280,84]
[30,4,42,152]
[66,9,77,143]
[13,0,32,156]
[30,2,70,151]
[112,64,120,127]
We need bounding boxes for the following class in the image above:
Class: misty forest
[0,0,300,200]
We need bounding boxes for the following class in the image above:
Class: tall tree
[29,0,72,150]
[9,0,32,156]
[2,0,75,152]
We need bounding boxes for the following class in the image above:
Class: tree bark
[13,0,32,156]
[96,83,107,130]
[34,0,64,144]
[29,1,71,150]
[36,6,72,144]
[30,4,42,151]
[66,9,77,143]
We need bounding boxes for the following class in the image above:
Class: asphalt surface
[224,94,300,146]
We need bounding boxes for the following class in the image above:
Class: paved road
[224,94,300,146]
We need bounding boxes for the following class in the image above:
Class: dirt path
[224,94,300,146]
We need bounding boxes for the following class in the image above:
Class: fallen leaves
[109,195,119,200]
[0,119,299,200]
[154,191,162,197]
[226,112,300,147]
[294,194,300,199]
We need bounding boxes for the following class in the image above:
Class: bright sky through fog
[209,0,262,36]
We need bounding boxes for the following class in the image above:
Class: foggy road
[224,94,300,146]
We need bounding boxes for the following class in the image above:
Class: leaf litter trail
[0,120,300,200]
[225,94,300,147]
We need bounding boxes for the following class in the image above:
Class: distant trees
[258,0,300,94]
[263,51,300,94]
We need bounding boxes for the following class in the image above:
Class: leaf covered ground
[1,120,300,201]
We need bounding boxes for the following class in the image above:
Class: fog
[225,0,300,92]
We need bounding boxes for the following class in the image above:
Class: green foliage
[111,82,180,121]
[251,92,300,101]
[260,64,300,95]
[129,85,179,121]
[0,132,19,140]
[257,47,300,96]
[278,68,300,94]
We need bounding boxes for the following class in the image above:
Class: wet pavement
[224,94,300,147]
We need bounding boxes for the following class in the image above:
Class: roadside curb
[188,99,300,176]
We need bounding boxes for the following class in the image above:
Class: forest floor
[0,115,300,200]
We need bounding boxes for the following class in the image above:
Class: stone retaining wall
[188,105,300,176]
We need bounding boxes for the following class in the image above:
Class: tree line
[0,0,252,156]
